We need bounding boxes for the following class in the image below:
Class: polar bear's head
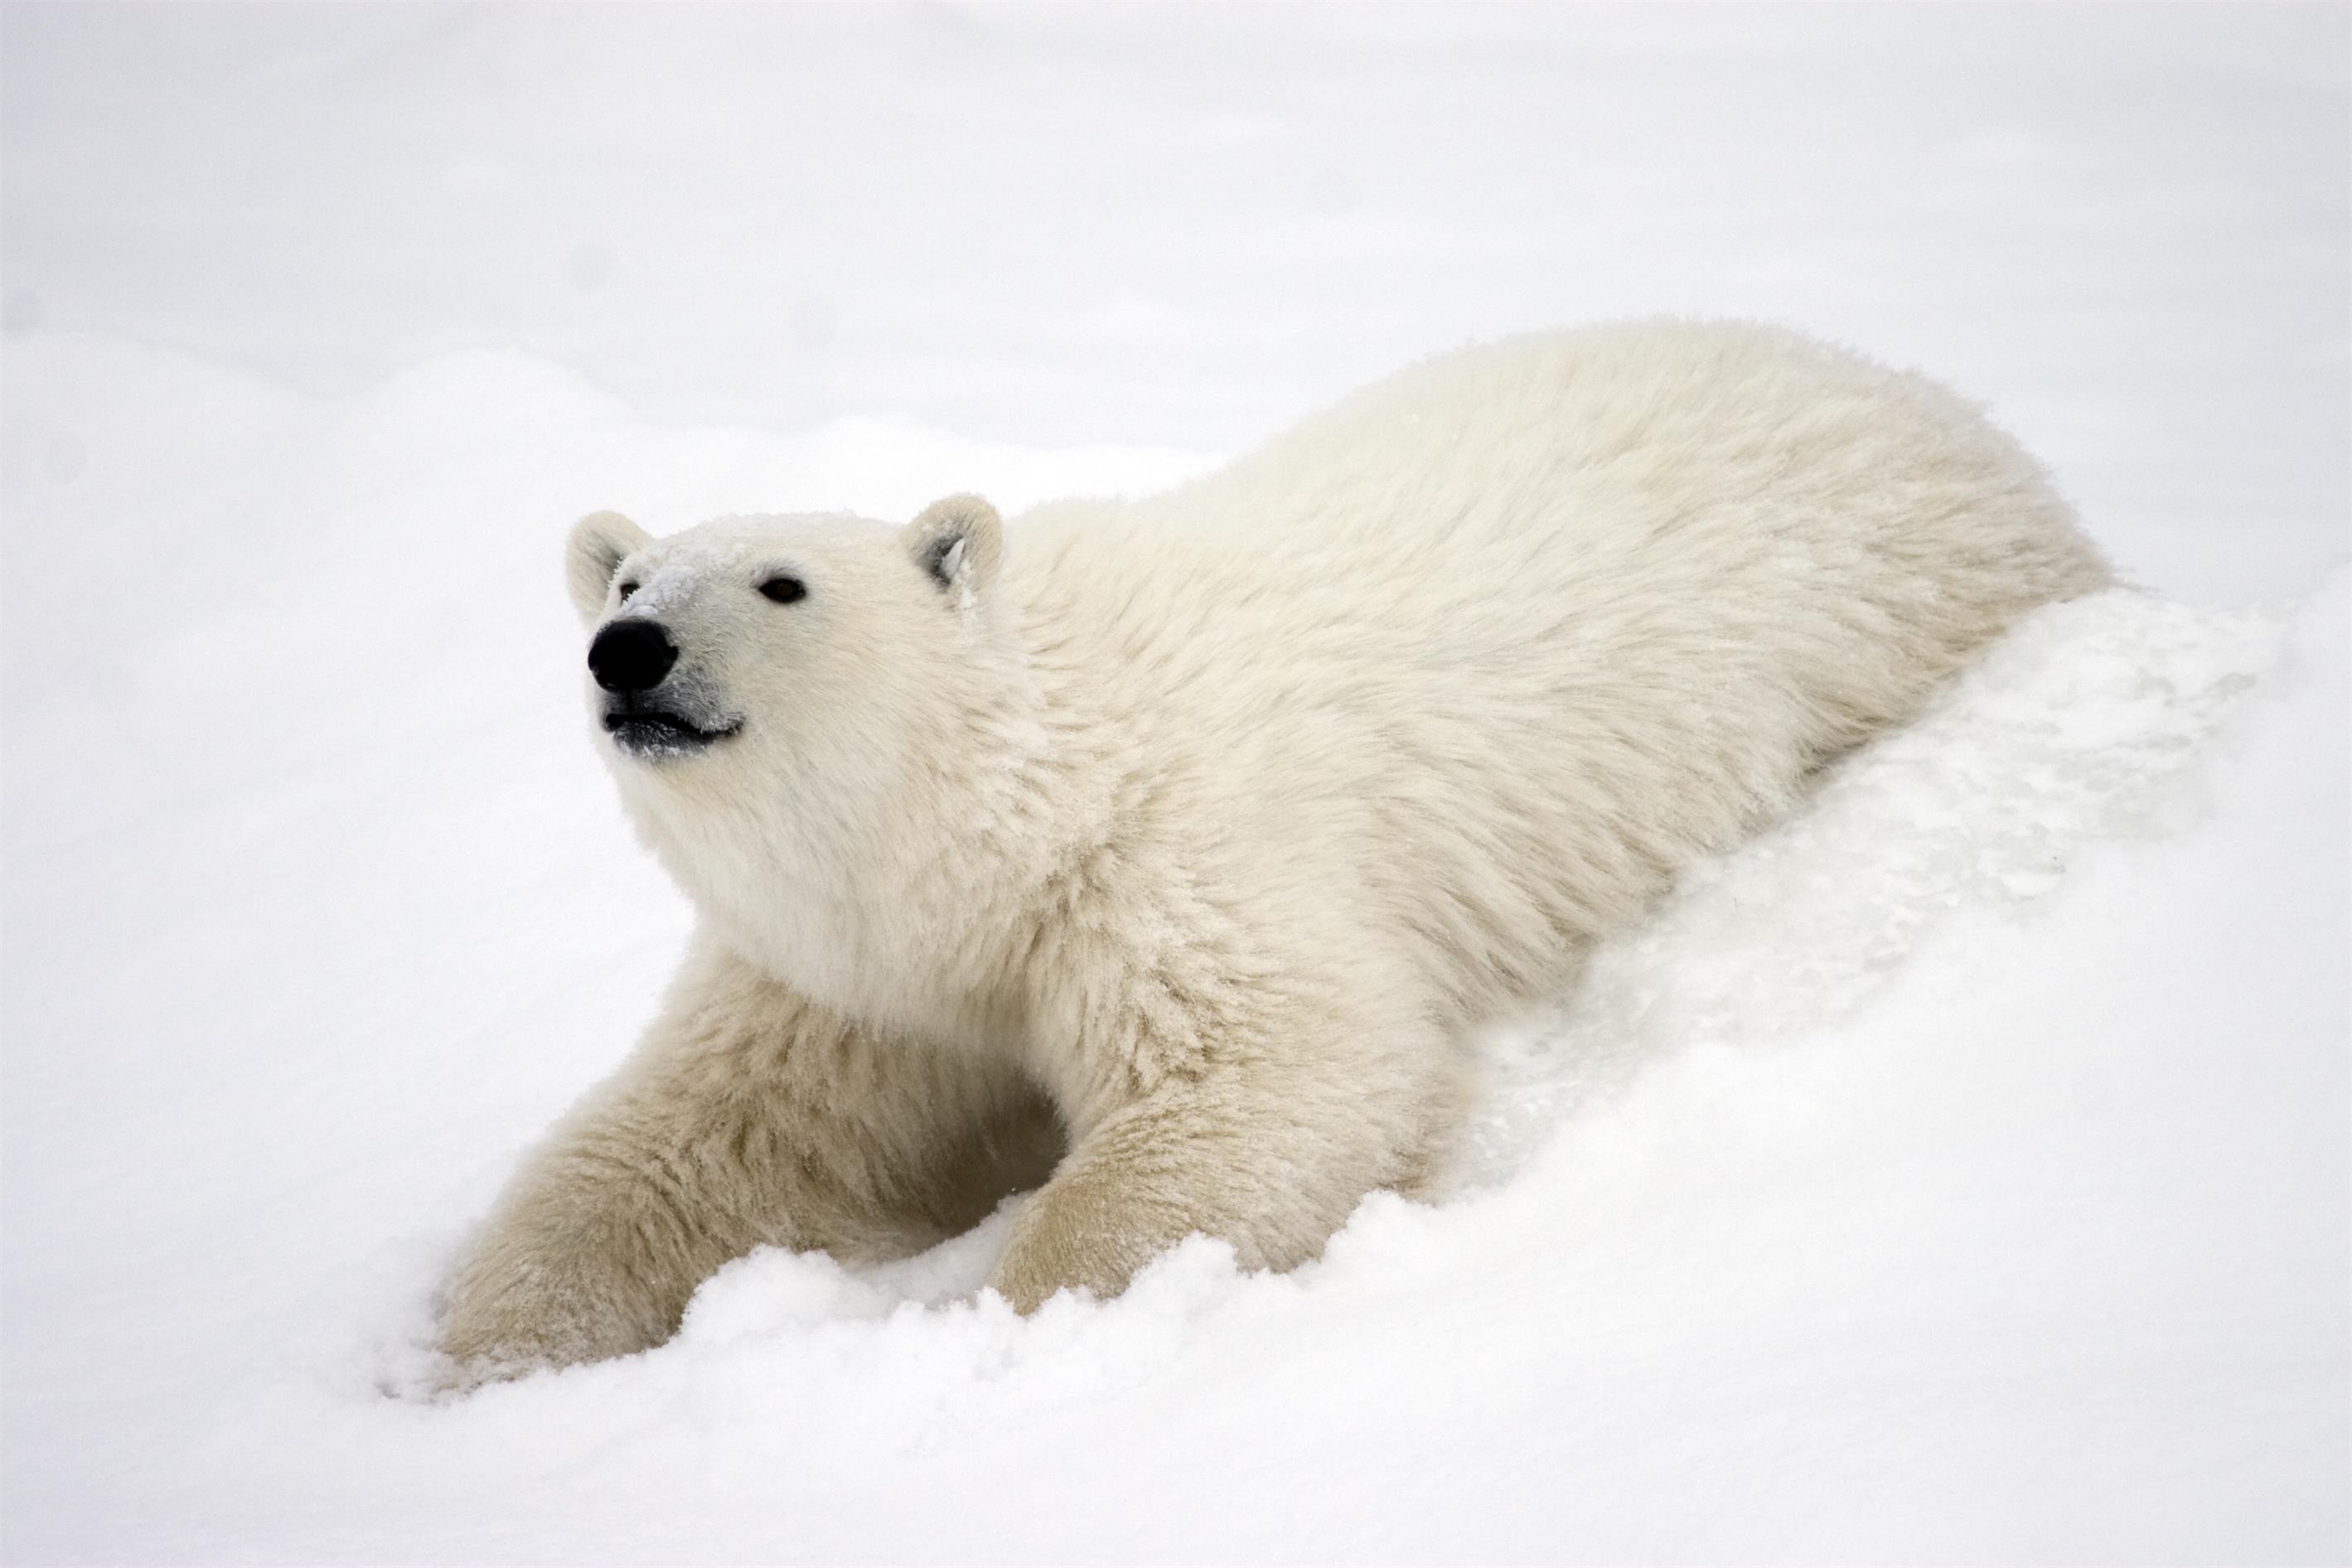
[563,494,1008,785]
[564,495,1031,1009]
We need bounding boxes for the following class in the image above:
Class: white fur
[441,320,2108,1377]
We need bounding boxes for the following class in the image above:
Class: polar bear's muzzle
[588,617,743,760]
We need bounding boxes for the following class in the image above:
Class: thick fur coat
[441,320,2108,1376]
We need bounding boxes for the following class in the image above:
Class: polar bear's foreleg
[439,937,1061,1379]
[986,995,1464,1312]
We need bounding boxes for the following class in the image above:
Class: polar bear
[439,320,2108,1376]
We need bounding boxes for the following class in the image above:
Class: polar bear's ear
[567,510,651,624]
[903,494,1002,599]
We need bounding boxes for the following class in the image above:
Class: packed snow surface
[2,6,2345,1563]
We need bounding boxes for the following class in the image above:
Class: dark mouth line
[602,710,743,743]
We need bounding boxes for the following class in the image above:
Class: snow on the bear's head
[560,496,1022,1003]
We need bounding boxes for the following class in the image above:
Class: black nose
[588,619,678,694]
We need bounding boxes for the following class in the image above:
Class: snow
[2,7,2345,1563]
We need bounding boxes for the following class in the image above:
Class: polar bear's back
[1012,322,2107,1015]
[1164,319,2088,574]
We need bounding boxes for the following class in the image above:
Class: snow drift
[0,333,2341,1566]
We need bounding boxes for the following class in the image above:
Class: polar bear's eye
[758,575,808,605]
[615,580,640,603]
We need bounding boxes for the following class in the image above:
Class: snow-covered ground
[2,7,2345,1563]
